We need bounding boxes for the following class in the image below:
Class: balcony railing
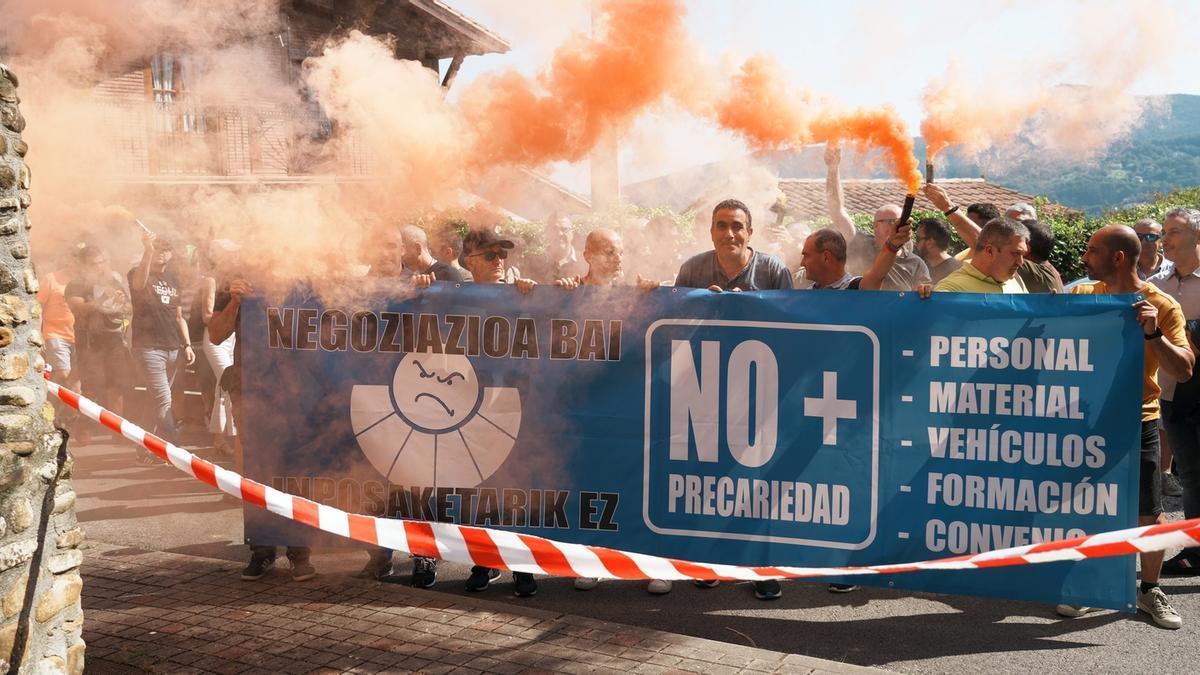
[97,100,375,182]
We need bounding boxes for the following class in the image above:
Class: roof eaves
[409,0,511,55]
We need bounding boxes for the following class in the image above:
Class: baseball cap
[462,229,515,257]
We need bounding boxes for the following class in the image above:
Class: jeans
[1161,402,1200,523]
[132,346,179,438]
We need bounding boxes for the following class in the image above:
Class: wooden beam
[440,52,465,91]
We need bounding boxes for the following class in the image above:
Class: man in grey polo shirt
[1152,207,1200,574]
[671,198,788,601]
[673,198,793,292]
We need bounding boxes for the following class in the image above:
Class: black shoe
[1162,550,1200,576]
[359,553,394,580]
[829,583,859,593]
[241,554,275,581]
[513,572,537,597]
[754,580,782,600]
[693,579,720,589]
[466,566,501,592]
[291,560,316,582]
[411,556,438,588]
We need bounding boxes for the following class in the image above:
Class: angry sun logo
[350,353,522,487]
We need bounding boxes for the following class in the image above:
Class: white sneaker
[573,577,598,591]
[646,579,673,594]
[1055,604,1098,618]
[1137,586,1183,629]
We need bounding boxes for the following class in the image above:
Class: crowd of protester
[35,156,1200,628]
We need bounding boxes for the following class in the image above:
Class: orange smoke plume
[458,0,690,171]
[713,55,922,193]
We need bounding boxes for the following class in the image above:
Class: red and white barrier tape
[47,380,1200,581]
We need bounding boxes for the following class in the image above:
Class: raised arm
[209,279,251,345]
[131,231,156,292]
[924,184,981,250]
[825,143,856,241]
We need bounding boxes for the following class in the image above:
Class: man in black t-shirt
[128,233,194,442]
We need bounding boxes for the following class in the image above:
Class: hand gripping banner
[48,379,1200,593]
[149,282,1187,609]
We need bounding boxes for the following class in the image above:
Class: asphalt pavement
[71,438,1200,673]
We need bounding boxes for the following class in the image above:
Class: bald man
[1061,225,1194,629]
[401,225,463,285]
[554,228,624,288]
[825,144,931,290]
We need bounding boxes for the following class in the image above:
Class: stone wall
[0,65,86,673]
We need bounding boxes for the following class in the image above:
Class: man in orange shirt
[1062,225,1194,629]
[38,252,77,383]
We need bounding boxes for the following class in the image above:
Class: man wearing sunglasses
[825,143,931,291]
[457,228,538,597]
[1136,218,1171,281]
[459,229,536,293]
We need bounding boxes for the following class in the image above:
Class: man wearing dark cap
[128,230,194,444]
[453,229,538,597]
[461,229,537,293]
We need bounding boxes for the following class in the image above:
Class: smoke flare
[712,56,922,193]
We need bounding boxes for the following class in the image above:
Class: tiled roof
[778,178,1036,220]
[473,167,591,222]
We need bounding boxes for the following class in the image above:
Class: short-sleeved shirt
[1148,264,1200,400]
[1071,281,1187,422]
[65,271,130,350]
[810,272,862,290]
[1139,255,1172,281]
[425,260,463,283]
[1018,259,1065,294]
[37,270,75,343]
[935,261,1028,294]
[674,249,793,291]
[928,257,962,285]
[127,266,182,349]
[848,237,932,291]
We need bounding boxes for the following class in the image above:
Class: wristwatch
[943,205,960,217]
[1144,328,1163,340]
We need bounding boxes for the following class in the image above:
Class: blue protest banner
[240,282,1142,610]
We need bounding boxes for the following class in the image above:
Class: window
[149,53,205,134]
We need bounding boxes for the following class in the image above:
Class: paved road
[73,439,1200,673]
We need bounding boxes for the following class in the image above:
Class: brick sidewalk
[79,543,883,674]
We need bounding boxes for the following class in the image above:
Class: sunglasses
[1137,233,1162,242]
[469,249,508,262]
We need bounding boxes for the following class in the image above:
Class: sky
[445,0,1200,193]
